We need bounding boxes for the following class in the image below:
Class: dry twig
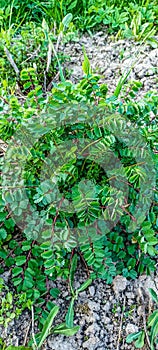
[4,47,19,75]
[23,321,31,346]
[31,305,37,349]
[138,287,151,349]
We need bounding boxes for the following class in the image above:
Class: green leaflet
[149,288,158,304]
[53,323,80,336]
[134,331,145,348]
[76,278,92,294]
[69,254,78,295]
[126,331,145,348]
[62,13,73,30]
[126,331,143,343]
[37,305,59,348]
[82,46,91,76]
[65,298,75,328]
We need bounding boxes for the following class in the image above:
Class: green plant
[0,9,75,94]
[0,67,157,299]
[0,278,32,328]
[0,19,157,347]
[65,254,92,328]
[126,288,158,349]
[0,303,79,350]
[1,0,158,39]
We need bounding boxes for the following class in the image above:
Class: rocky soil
[62,30,158,99]
[0,31,158,350]
[1,270,158,350]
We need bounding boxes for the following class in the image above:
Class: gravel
[0,31,158,349]
[60,30,158,99]
[1,271,158,349]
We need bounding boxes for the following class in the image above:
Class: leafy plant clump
[0,3,158,346]
[0,278,32,328]
[1,0,158,41]
[0,50,157,333]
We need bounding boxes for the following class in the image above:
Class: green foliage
[0,4,157,346]
[0,278,32,328]
[0,21,70,90]
[64,254,92,330]
[0,57,157,286]
[0,303,78,349]
[0,0,158,40]
[37,305,59,347]
[126,288,158,349]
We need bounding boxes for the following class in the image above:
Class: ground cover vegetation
[0,0,158,349]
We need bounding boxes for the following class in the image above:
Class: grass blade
[38,305,59,348]
[65,298,74,328]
